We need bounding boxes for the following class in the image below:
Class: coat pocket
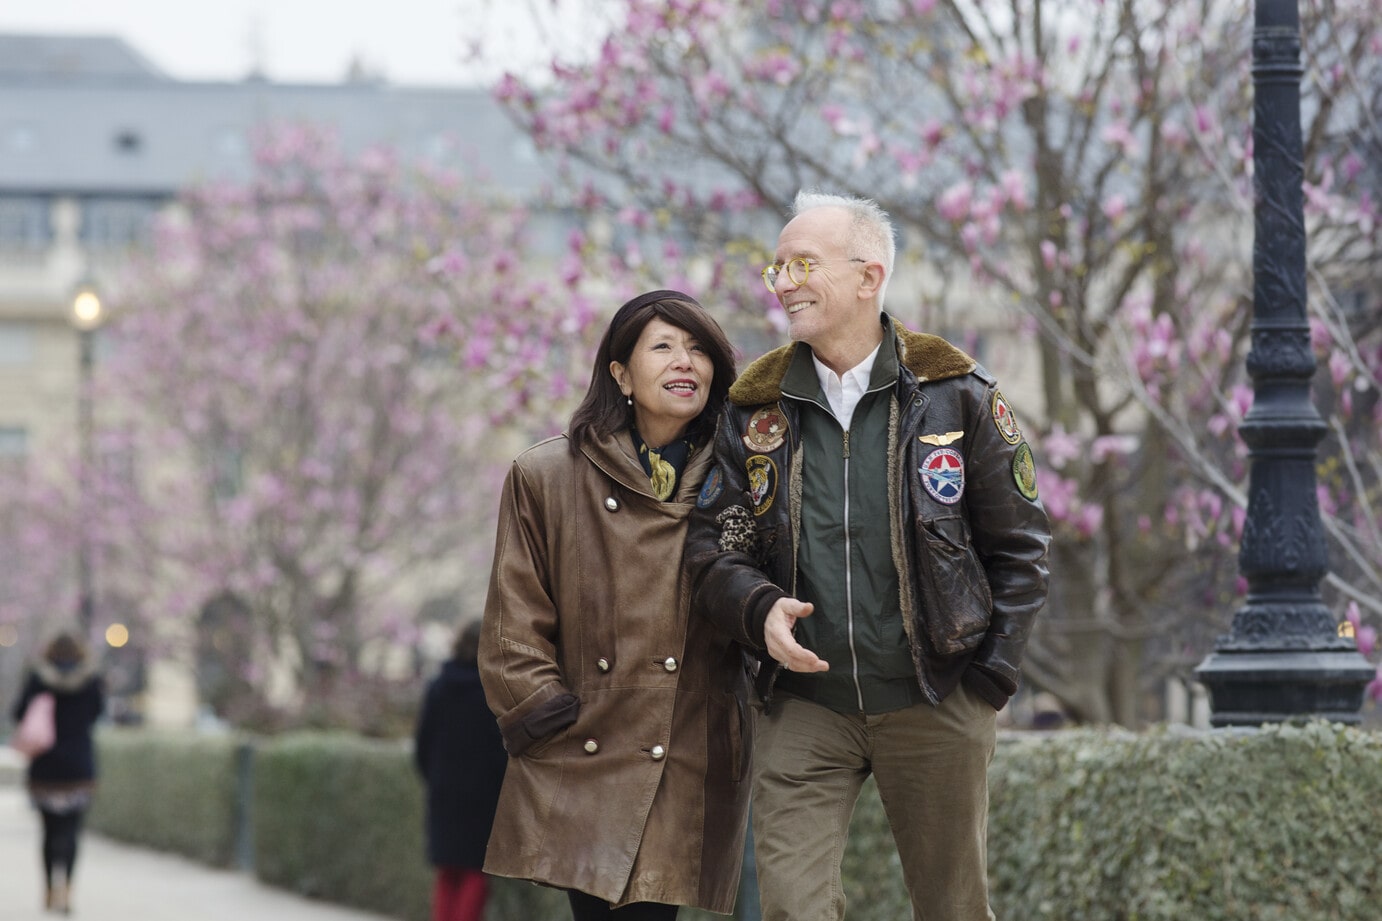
[917,516,993,656]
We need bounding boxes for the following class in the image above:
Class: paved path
[0,779,398,921]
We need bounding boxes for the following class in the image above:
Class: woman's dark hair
[451,620,482,665]
[567,289,736,452]
[44,631,88,667]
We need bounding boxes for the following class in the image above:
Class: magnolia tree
[475,0,1382,723]
[0,125,674,730]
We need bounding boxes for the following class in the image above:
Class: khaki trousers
[750,686,997,921]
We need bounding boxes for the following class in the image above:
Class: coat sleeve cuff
[497,691,580,756]
[745,584,788,650]
[962,665,1013,712]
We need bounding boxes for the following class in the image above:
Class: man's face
[770,206,870,348]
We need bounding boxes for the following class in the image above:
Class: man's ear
[858,262,885,300]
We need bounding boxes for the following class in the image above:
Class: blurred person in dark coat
[414,619,507,921]
[10,629,105,914]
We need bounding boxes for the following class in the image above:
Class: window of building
[80,197,159,249]
[0,196,52,250]
[113,129,143,155]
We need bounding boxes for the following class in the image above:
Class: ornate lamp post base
[1196,650,1374,727]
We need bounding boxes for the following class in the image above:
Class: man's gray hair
[791,190,896,307]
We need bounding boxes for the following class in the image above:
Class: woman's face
[609,317,714,446]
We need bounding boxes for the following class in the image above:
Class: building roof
[0,33,170,83]
[0,33,552,197]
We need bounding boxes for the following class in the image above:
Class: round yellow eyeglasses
[761,257,866,292]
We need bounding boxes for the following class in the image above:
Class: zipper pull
[842,430,850,459]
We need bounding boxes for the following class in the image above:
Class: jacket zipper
[842,428,865,711]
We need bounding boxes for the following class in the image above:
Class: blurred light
[0,624,17,647]
[71,287,104,331]
[1338,621,1355,638]
[105,623,130,648]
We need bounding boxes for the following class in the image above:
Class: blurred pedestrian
[10,629,105,914]
[414,619,508,921]
[479,290,753,920]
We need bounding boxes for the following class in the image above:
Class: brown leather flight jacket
[686,318,1052,712]
[479,430,752,912]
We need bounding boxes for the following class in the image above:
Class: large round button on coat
[604,497,619,512]
[584,739,599,754]
[650,745,666,761]
[596,657,611,672]
[662,657,678,672]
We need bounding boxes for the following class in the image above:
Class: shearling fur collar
[33,658,100,693]
[728,315,976,406]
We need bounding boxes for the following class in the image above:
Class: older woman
[479,290,750,920]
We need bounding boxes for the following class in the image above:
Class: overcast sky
[2,0,603,86]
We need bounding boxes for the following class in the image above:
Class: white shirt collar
[812,343,881,430]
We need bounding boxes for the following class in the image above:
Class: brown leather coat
[479,430,752,912]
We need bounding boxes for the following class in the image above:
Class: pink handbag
[11,691,56,759]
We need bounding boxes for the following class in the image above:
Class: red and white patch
[921,448,965,505]
[991,391,1023,445]
[743,406,788,452]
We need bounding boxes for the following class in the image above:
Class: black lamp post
[71,282,103,633]
[1194,0,1374,725]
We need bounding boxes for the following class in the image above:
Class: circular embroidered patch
[746,454,778,516]
[743,406,788,452]
[696,466,725,508]
[1012,442,1039,500]
[920,448,965,505]
[991,391,1023,445]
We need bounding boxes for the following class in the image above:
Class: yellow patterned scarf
[634,431,693,501]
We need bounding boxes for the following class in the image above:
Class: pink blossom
[937,182,973,222]
[1091,435,1137,463]
[1100,121,1140,157]
[1359,625,1378,658]
[920,119,946,150]
[1040,427,1083,470]
[1000,170,1030,210]
[1328,350,1351,389]
[1102,194,1128,222]
[1075,505,1104,538]
[1194,105,1216,135]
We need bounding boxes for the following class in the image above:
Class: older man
[686,191,1051,921]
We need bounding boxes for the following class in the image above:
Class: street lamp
[1193,0,1374,725]
[71,282,104,633]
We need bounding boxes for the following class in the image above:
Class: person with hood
[10,629,105,914]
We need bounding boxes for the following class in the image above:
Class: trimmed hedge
[250,731,433,921]
[843,722,1382,921]
[90,722,1382,921]
[86,728,244,867]
[985,722,1382,921]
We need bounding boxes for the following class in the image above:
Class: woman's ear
[609,360,630,395]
